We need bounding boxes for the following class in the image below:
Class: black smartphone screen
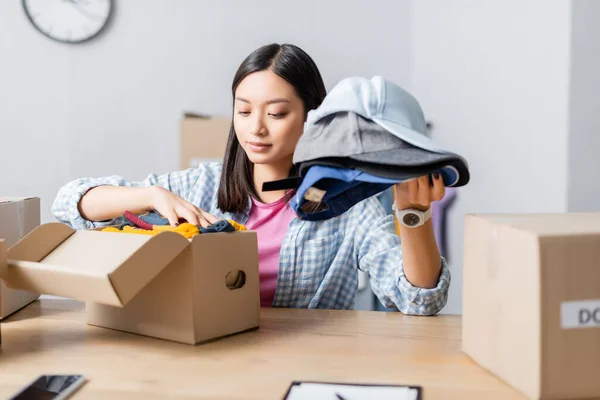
[10,375,86,400]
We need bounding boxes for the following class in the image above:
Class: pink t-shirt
[245,194,296,307]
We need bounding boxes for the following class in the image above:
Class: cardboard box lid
[467,213,600,236]
[2,223,190,307]
[0,197,38,204]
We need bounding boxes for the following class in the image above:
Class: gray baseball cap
[305,75,450,154]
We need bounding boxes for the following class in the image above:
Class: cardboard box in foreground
[180,113,231,170]
[0,197,41,319]
[2,223,260,345]
[463,213,600,400]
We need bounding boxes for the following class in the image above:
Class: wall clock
[22,0,114,44]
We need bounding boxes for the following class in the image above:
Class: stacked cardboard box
[0,197,41,320]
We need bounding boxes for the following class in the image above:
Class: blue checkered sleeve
[354,197,450,315]
[51,167,205,230]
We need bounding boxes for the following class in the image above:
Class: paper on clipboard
[283,381,421,400]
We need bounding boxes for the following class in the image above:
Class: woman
[52,43,450,314]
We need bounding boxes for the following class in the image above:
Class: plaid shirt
[51,162,450,315]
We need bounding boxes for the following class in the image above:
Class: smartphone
[9,375,87,400]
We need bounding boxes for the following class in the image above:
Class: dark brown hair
[217,43,327,214]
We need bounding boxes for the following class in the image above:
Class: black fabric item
[262,176,303,191]
[199,220,236,234]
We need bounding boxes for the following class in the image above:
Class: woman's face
[233,70,305,167]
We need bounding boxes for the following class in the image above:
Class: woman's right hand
[148,186,218,228]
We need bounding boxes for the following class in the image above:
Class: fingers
[180,201,217,226]
[163,209,180,227]
[200,210,219,225]
[176,206,201,226]
[417,175,430,205]
[152,190,219,228]
[174,206,211,228]
[187,206,215,228]
[432,173,445,201]
[406,179,419,204]
[197,214,212,228]
[182,203,205,224]
[402,174,445,209]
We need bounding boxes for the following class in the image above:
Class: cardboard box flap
[468,213,600,236]
[3,224,190,307]
[6,222,74,262]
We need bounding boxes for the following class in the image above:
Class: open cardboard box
[1,223,260,345]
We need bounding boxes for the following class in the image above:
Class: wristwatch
[393,202,431,228]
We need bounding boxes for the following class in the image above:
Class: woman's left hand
[394,173,445,211]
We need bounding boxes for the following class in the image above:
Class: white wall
[0,0,412,223]
[6,1,592,316]
[410,0,572,314]
[567,0,600,212]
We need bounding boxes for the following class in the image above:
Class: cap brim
[350,146,468,187]
[355,162,463,187]
[351,146,463,167]
[372,116,450,154]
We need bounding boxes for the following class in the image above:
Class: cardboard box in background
[463,213,600,400]
[0,241,6,284]
[180,113,232,170]
[3,222,260,345]
[0,197,41,319]
[0,239,6,345]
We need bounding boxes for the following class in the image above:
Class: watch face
[402,213,421,227]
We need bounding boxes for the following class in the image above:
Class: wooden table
[0,299,524,399]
